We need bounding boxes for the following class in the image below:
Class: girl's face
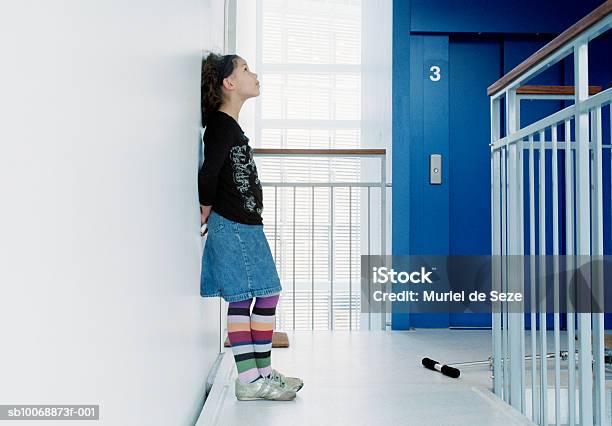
[224,57,260,100]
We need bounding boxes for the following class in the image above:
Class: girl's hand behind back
[200,204,212,225]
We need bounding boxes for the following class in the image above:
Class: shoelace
[266,370,286,387]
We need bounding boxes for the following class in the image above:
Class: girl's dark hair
[201,53,239,127]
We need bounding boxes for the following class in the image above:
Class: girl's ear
[222,76,234,91]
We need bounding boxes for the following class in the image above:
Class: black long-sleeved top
[198,110,264,224]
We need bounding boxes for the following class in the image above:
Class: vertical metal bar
[551,124,561,426]
[292,186,296,330]
[349,187,352,332]
[311,185,315,331]
[516,97,527,414]
[274,186,278,263]
[506,89,523,412]
[516,99,526,416]
[219,297,223,354]
[564,118,576,426]
[367,186,371,331]
[330,186,334,331]
[538,129,548,426]
[519,142,527,415]
[501,145,509,403]
[590,107,605,426]
[491,97,503,398]
[574,38,593,426]
[492,150,503,395]
[529,134,538,423]
[380,155,387,330]
[589,115,596,426]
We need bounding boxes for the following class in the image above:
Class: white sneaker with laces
[234,375,296,401]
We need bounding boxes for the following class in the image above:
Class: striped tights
[226,294,279,383]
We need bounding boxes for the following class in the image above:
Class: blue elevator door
[448,37,500,328]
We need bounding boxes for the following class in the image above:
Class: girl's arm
[200,204,212,226]
[198,122,235,208]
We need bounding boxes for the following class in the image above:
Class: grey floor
[198,329,538,426]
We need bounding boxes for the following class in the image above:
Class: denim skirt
[200,210,283,303]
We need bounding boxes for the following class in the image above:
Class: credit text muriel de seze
[370,267,523,303]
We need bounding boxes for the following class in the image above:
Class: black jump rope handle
[422,357,461,379]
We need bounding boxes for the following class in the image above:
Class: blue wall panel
[448,37,501,328]
[406,35,450,329]
[391,0,412,330]
[449,37,498,256]
[410,0,606,34]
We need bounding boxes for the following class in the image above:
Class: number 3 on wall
[429,65,441,82]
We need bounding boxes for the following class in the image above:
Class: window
[236,0,391,330]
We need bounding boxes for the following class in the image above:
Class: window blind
[240,0,363,330]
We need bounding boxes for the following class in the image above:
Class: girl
[199,53,303,401]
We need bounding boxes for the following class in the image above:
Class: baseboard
[195,352,236,426]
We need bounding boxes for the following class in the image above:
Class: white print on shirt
[229,144,262,215]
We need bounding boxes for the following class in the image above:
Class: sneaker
[270,368,304,393]
[234,375,296,401]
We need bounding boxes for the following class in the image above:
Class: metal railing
[254,148,389,331]
[489,2,612,425]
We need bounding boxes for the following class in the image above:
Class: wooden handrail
[487,1,612,96]
[253,148,386,155]
[516,85,602,95]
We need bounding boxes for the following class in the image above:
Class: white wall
[0,1,222,424]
